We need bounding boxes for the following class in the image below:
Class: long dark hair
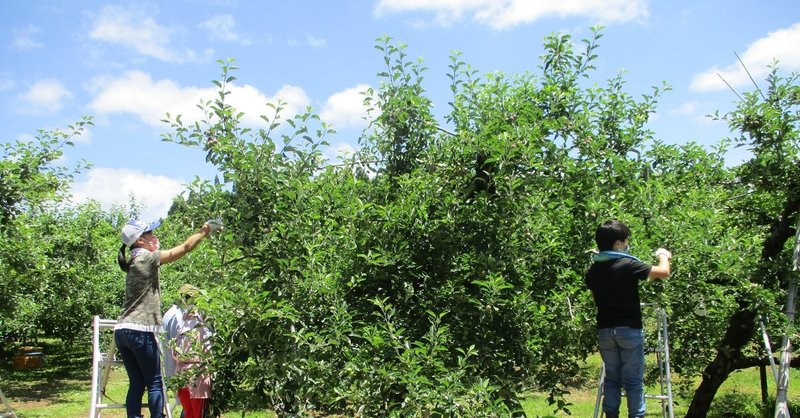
[117,244,132,272]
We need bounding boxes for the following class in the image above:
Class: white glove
[206,218,223,233]
[654,248,672,259]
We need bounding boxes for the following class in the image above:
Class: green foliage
[0,117,92,226]
[723,67,799,269]
[158,30,798,418]
[362,35,437,178]
[706,392,800,418]
[0,202,124,344]
[707,392,763,418]
[3,29,794,418]
[0,119,126,345]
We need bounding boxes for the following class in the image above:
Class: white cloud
[670,101,700,116]
[668,101,716,124]
[88,4,208,63]
[374,0,648,29]
[85,71,208,126]
[324,142,357,162]
[86,71,311,128]
[306,34,328,48]
[0,77,16,92]
[691,23,800,92]
[286,34,328,48]
[199,14,253,45]
[334,142,356,156]
[70,167,186,221]
[19,79,72,114]
[71,125,93,144]
[267,84,312,117]
[12,24,44,50]
[320,84,372,129]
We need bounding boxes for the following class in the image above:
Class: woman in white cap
[115,218,222,418]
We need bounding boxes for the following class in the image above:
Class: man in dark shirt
[585,220,672,418]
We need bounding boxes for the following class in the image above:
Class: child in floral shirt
[173,284,213,418]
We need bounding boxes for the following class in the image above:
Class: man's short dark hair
[595,220,631,251]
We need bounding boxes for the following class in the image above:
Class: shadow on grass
[1,338,93,403]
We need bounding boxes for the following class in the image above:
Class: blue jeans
[598,327,645,418]
[114,329,165,418]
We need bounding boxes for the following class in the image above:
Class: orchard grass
[522,352,800,417]
[1,339,270,418]
[2,339,796,417]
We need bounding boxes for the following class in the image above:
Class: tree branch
[762,182,800,259]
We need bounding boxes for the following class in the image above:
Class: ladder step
[621,393,670,400]
[95,403,126,409]
[98,360,123,366]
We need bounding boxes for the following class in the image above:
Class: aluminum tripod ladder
[593,304,675,418]
[89,316,174,418]
[0,387,17,418]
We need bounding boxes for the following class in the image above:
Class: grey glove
[206,218,223,233]
[654,248,672,259]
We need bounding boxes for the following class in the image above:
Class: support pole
[773,215,800,418]
[660,308,675,418]
[89,316,102,417]
[773,281,796,418]
[760,317,780,383]
[760,364,768,404]
[0,386,17,418]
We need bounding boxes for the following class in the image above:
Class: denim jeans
[114,329,165,418]
[598,327,645,418]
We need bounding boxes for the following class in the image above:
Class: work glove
[654,248,672,259]
[206,218,224,234]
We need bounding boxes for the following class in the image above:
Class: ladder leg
[89,317,127,417]
[100,338,117,400]
[594,362,606,418]
[653,310,665,418]
[0,387,18,418]
[90,316,101,418]
[159,341,174,418]
[660,309,675,418]
[641,304,675,418]
[658,314,668,418]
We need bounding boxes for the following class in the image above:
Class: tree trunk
[684,308,757,417]
[685,193,799,418]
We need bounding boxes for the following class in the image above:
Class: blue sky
[2,0,799,222]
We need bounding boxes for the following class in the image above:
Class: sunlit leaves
[153,30,800,417]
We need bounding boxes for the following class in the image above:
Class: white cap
[121,219,162,247]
